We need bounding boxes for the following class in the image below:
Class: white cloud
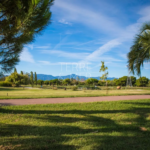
[59,19,72,25]
[119,53,127,60]
[138,6,150,23]
[20,47,34,63]
[51,1,150,67]
[53,0,122,35]
[82,39,121,63]
[35,46,51,49]
[38,61,91,68]
[41,50,90,60]
[38,61,51,65]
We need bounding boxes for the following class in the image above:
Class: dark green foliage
[115,76,137,86]
[14,68,17,73]
[70,79,79,85]
[98,80,105,86]
[21,71,24,75]
[135,77,149,87]
[44,80,49,85]
[131,76,136,85]
[63,78,71,85]
[0,81,12,87]
[86,78,98,85]
[30,71,34,86]
[72,86,78,91]
[128,23,150,76]
[49,79,61,85]
[37,79,44,86]
[78,81,85,86]
[0,0,54,72]
[35,72,37,85]
[5,72,29,86]
[118,76,127,86]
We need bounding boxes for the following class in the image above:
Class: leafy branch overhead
[0,0,54,72]
[128,23,150,76]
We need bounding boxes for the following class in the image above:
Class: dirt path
[0,95,150,106]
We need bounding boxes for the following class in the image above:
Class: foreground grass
[0,87,150,99]
[0,100,150,150]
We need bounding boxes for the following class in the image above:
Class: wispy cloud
[59,19,72,25]
[81,39,121,63]
[38,61,51,65]
[138,6,150,23]
[38,61,91,66]
[41,50,90,60]
[53,0,122,35]
[35,45,51,49]
[20,47,34,63]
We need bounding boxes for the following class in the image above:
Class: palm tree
[128,23,150,76]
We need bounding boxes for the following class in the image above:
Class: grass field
[0,87,150,99]
[0,99,150,150]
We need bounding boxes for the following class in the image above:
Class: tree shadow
[0,102,150,150]
[0,87,24,91]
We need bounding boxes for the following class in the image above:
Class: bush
[11,81,20,87]
[135,77,149,87]
[0,81,12,87]
[53,87,57,90]
[72,86,78,91]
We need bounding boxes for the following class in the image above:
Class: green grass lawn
[0,87,150,99]
[0,100,150,150]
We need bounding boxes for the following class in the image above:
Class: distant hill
[37,74,116,81]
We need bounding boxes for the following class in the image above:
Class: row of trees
[33,76,149,87]
[5,68,37,86]
[2,70,149,87]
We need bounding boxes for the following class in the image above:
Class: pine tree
[35,72,37,86]
[30,71,34,86]
[14,68,17,73]
[21,71,24,75]
[0,0,54,72]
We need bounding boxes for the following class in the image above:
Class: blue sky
[16,0,150,78]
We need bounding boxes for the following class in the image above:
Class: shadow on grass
[0,102,150,150]
[0,87,25,92]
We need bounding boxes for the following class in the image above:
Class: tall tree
[100,61,108,82]
[35,72,37,86]
[100,61,108,94]
[0,0,54,73]
[21,71,24,75]
[30,71,34,86]
[14,68,17,73]
[128,23,150,76]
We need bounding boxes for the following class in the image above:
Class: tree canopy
[0,0,54,72]
[128,23,150,76]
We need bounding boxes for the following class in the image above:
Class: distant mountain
[37,74,116,81]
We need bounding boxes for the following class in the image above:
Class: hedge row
[0,81,12,87]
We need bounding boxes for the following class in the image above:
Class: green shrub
[72,86,78,91]
[53,87,57,90]
[0,81,12,87]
